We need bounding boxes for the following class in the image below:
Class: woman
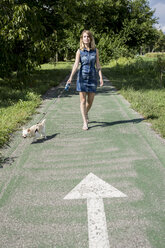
[67,30,103,130]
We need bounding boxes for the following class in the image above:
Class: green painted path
[0,76,165,248]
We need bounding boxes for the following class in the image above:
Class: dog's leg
[34,131,40,141]
[42,132,47,139]
[41,127,47,139]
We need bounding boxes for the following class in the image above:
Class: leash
[37,80,70,124]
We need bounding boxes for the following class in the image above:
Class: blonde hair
[80,30,96,50]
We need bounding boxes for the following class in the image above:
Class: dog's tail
[41,119,46,124]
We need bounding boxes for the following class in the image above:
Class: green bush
[145,52,165,58]
[97,33,136,64]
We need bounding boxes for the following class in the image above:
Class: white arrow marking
[64,173,127,248]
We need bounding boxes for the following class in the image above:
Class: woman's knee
[87,98,92,105]
[87,93,95,105]
[80,98,86,105]
[80,92,86,105]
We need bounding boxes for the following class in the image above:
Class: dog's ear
[27,128,31,132]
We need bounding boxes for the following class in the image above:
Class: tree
[0,0,57,80]
[153,30,165,52]
[0,0,159,81]
[60,0,158,61]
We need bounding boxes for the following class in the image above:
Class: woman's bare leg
[86,92,95,121]
[79,92,88,130]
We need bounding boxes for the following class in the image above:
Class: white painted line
[64,173,127,248]
[87,197,110,248]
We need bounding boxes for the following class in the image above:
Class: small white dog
[22,119,46,141]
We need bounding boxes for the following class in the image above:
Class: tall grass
[0,62,72,148]
[102,56,165,138]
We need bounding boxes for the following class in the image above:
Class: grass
[102,56,165,138]
[0,62,72,148]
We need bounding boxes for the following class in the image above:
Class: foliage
[0,90,41,147]
[97,32,135,63]
[102,56,165,137]
[0,0,161,83]
[60,0,158,61]
[122,0,157,49]
[153,30,165,52]
[103,55,165,89]
[145,52,165,58]
[0,0,57,81]
[121,88,165,137]
[155,55,165,88]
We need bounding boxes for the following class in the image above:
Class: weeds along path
[0,74,165,248]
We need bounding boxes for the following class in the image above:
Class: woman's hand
[67,78,71,84]
[100,79,104,87]
[65,79,72,91]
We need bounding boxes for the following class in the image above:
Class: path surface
[0,76,165,248]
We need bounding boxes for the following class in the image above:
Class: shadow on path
[31,133,60,144]
[89,118,144,129]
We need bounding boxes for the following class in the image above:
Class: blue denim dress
[77,48,97,92]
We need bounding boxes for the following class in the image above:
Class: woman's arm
[67,49,80,83]
[96,48,104,87]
